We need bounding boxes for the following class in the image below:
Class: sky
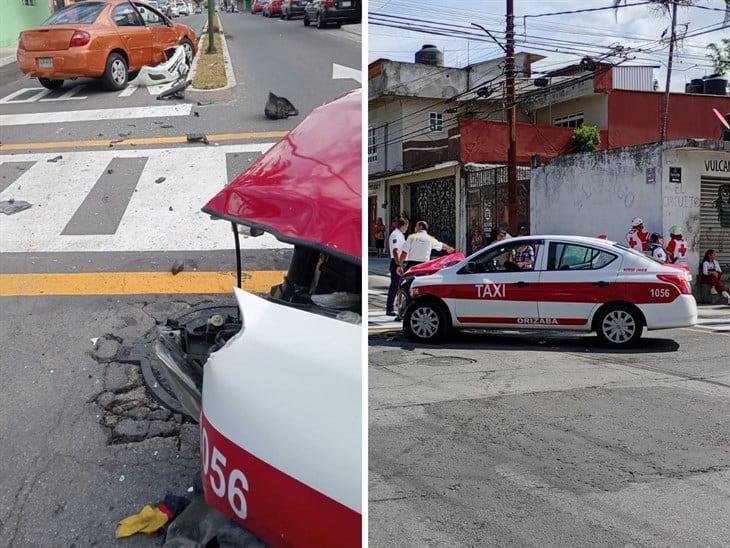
[368,0,730,91]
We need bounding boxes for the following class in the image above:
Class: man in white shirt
[401,221,455,272]
[385,218,409,316]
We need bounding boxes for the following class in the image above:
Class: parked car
[147,0,159,7]
[155,89,362,547]
[401,235,697,346]
[170,3,180,16]
[158,0,173,16]
[262,0,282,17]
[194,4,202,13]
[251,0,264,13]
[303,0,361,28]
[281,0,305,19]
[17,0,197,90]
[177,1,190,15]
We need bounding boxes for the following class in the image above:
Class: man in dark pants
[386,218,408,316]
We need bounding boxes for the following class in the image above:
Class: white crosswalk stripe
[0,144,288,253]
[0,84,181,105]
[692,317,730,333]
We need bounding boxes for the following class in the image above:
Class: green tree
[707,38,730,75]
[572,126,601,153]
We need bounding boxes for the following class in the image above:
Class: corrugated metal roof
[613,66,655,92]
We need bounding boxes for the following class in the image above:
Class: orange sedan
[17,0,197,91]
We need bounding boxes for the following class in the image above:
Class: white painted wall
[531,144,663,242]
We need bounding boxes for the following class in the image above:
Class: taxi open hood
[202,90,362,264]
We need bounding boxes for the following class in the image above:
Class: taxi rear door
[451,240,543,328]
[537,241,622,328]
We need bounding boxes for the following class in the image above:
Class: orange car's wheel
[179,37,194,66]
[38,78,63,90]
[102,52,128,91]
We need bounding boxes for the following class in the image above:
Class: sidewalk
[0,43,17,68]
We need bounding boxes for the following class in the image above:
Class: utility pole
[207,0,217,54]
[660,0,678,143]
[505,0,517,234]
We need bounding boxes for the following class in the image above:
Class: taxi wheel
[404,301,449,343]
[38,78,63,90]
[595,305,643,347]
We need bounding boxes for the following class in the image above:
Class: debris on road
[264,92,298,120]
[47,155,63,163]
[0,199,32,215]
[157,79,192,100]
[161,124,174,129]
[186,133,209,145]
[171,261,185,276]
[197,100,213,106]
[163,496,264,547]
[116,492,192,539]
[155,177,166,184]
[107,169,114,174]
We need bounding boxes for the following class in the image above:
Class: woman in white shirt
[701,249,730,304]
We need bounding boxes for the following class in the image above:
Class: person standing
[665,225,688,264]
[701,249,730,304]
[648,233,667,263]
[372,217,386,258]
[626,217,649,252]
[400,220,455,272]
[385,218,408,316]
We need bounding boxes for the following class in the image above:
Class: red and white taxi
[403,235,697,347]
[156,90,362,546]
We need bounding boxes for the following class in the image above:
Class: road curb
[188,18,237,93]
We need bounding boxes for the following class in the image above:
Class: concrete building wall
[530,143,664,242]
[1,0,52,48]
[380,61,468,99]
[368,100,404,174]
[534,94,608,129]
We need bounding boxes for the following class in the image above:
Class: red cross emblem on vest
[678,242,687,257]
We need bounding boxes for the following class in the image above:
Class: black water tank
[703,74,728,96]
[415,44,444,67]
[685,82,703,94]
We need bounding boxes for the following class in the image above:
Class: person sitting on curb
[701,249,730,305]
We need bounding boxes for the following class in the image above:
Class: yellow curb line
[0,270,286,297]
[0,131,289,152]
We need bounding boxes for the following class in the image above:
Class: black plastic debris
[171,261,184,275]
[163,496,265,548]
[157,79,191,100]
[47,155,62,163]
[0,199,32,215]
[155,177,166,184]
[193,111,200,117]
[196,100,212,106]
[107,169,114,175]
[186,133,209,145]
[264,92,298,120]
[161,124,175,129]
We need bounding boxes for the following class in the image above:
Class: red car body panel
[268,0,283,14]
[252,0,264,12]
[202,90,362,262]
[404,252,466,276]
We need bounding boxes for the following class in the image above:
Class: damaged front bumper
[130,45,189,87]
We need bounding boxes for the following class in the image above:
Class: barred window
[368,127,377,163]
[429,111,443,132]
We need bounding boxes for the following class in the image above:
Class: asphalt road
[0,11,360,546]
[369,327,730,547]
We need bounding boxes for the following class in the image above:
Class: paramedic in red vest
[665,225,688,264]
[626,217,649,252]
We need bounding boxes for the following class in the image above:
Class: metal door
[700,177,730,269]
[409,177,455,246]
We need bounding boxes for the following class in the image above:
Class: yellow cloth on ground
[115,505,169,538]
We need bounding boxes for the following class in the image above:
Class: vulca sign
[704,159,730,173]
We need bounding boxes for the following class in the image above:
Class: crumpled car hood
[202,90,362,263]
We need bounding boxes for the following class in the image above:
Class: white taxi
[403,235,697,347]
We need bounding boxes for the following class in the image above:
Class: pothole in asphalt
[87,298,231,446]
